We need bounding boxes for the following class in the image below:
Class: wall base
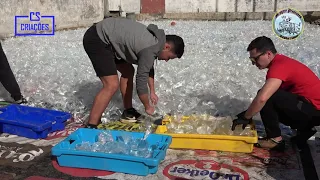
[135,11,320,25]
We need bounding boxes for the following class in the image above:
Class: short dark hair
[166,35,185,58]
[247,36,277,54]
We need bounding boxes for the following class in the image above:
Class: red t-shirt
[266,54,320,110]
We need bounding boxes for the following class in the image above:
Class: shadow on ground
[0,154,107,180]
[73,81,123,110]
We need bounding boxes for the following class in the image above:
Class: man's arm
[244,78,282,119]
[148,67,155,94]
[148,77,155,93]
[136,51,155,110]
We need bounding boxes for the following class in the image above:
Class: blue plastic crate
[0,104,72,139]
[51,128,172,176]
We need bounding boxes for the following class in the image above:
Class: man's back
[267,54,320,109]
[95,18,161,64]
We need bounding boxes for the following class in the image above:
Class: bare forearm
[244,78,282,119]
[138,93,150,108]
[245,97,267,119]
[148,77,155,94]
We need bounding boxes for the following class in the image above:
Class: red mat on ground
[25,176,63,180]
[52,158,114,178]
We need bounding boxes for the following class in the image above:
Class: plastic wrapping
[1,20,319,125]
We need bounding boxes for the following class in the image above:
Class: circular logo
[272,8,304,40]
[163,160,249,180]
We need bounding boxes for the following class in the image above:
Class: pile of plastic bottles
[74,130,157,158]
[164,114,254,136]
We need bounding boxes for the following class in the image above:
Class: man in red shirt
[231,36,320,151]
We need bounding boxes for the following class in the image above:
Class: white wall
[165,0,217,13]
[112,0,320,13]
[237,0,253,12]
[217,0,236,12]
[277,0,320,11]
[255,0,276,12]
[109,0,140,13]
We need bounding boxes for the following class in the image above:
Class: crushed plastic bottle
[74,131,157,158]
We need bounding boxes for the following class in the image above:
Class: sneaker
[291,128,317,150]
[14,97,27,104]
[120,108,142,123]
[255,137,285,152]
[12,95,28,104]
[85,124,98,129]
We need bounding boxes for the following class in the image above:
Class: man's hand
[150,93,158,105]
[139,93,155,115]
[145,106,155,115]
[231,111,252,131]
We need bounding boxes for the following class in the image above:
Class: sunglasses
[249,52,265,63]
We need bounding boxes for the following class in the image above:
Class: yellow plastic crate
[155,124,258,153]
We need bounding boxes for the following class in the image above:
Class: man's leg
[87,75,119,126]
[82,24,119,127]
[0,42,23,101]
[115,62,141,122]
[259,89,317,150]
[116,63,134,109]
[258,93,286,151]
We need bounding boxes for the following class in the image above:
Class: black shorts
[83,24,127,77]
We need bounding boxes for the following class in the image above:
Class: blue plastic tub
[0,104,72,139]
[51,128,172,176]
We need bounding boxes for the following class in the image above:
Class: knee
[102,79,119,93]
[108,81,119,92]
[268,89,288,102]
[260,90,280,112]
